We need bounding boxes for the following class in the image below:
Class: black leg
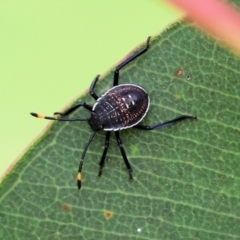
[134,115,197,130]
[113,36,151,86]
[89,75,100,100]
[77,131,98,189]
[53,102,92,116]
[115,131,133,180]
[98,131,111,176]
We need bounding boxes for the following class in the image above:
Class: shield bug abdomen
[88,84,150,131]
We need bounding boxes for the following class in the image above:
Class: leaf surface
[1,20,240,239]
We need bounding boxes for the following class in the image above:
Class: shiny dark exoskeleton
[88,84,149,131]
[30,37,196,190]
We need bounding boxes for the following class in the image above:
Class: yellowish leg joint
[77,172,82,181]
[37,114,45,118]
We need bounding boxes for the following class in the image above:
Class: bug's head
[88,112,103,131]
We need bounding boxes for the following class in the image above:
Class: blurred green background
[0,1,182,178]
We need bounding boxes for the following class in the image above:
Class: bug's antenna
[30,112,88,122]
[77,131,98,189]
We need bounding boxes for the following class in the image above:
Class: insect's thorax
[88,84,150,131]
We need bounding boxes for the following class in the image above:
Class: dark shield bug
[31,37,197,189]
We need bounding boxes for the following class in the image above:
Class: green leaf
[1,21,240,239]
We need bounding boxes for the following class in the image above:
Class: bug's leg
[30,112,89,122]
[77,131,98,189]
[115,131,133,180]
[89,75,100,100]
[134,115,197,130]
[113,36,151,86]
[54,74,100,116]
[98,131,111,177]
[53,102,92,116]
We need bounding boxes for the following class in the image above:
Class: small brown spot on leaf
[104,210,113,220]
[175,69,183,76]
[62,203,71,212]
